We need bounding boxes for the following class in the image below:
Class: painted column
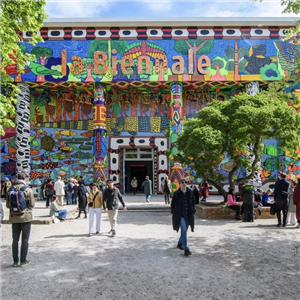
[93,82,108,183]
[169,82,185,193]
[16,82,31,177]
[245,81,262,188]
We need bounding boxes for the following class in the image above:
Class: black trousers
[228,205,241,219]
[12,222,31,263]
[276,202,288,226]
[164,192,170,204]
[243,203,254,221]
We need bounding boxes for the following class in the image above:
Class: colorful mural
[1,24,300,191]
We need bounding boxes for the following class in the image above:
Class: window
[125,148,153,160]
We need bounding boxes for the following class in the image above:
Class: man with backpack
[6,172,35,267]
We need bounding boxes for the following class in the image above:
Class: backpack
[8,186,28,215]
[45,187,53,196]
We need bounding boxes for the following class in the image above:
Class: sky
[45,0,299,19]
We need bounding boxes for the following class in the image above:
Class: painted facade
[1,19,300,193]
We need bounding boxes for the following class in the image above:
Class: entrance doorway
[125,161,153,193]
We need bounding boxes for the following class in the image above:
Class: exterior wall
[1,24,300,190]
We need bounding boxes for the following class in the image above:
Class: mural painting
[1,25,300,191]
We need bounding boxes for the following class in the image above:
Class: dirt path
[1,210,299,300]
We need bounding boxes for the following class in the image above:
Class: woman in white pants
[87,184,103,236]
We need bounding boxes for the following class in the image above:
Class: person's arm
[118,191,127,210]
[26,188,35,209]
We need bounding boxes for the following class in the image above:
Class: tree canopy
[0,0,47,136]
[173,82,300,198]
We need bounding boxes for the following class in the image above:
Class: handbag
[88,192,98,208]
[270,203,276,215]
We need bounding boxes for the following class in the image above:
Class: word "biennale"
[59,49,211,76]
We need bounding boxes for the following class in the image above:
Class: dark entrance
[125,161,153,193]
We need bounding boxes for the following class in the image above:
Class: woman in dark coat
[76,180,88,218]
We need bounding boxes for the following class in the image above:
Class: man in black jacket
[240,181,254,222]
[103,179,127,236]
[171,178,195,257]
[274,172,290,227]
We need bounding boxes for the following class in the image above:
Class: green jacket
[6,180,35,223]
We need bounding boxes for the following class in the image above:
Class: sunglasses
[181,181,187,184]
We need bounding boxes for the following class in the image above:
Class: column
[169,82,185,193]
[16,82,31,177]
[245,81,262,188]
[93,82,108,183]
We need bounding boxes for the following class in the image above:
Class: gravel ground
[1,209,300,300]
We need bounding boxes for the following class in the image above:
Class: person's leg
[12,223,21,264]
[95,208,102,233]
[58,209,67,220]
[88,208,95,235]
[287,212,291,224]
[20,222,31,263]
[110,209,118,235]
[249,204,254,221]
[243,203,249,221]
[282,204,288,226]
[178,217,188,251]
[107,210,114,232]
[276,209,282,226]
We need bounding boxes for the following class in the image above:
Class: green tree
[0,0,47,135]
[173,82,300,199]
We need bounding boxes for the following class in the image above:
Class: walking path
[1,194,224,224]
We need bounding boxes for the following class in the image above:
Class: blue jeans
[58,209,67,220]
[178,217,189,251]
[146,194,151,201]
[12,222,31,263]
[66,191,72,205]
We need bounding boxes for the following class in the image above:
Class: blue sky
[45,0,299,18]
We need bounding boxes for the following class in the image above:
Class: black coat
[171,188,196,232]
[274,179,290,209]
[78,185,87,208]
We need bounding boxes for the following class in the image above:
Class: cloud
[178,1,299,18]
[141,0,174,13]
[45,0,115,18]
[44,0,299,18]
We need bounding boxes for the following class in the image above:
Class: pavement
[1,196,299,300]
[1,194,224,225]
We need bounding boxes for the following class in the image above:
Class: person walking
[6,172,35,267]
[192,186,200,205]
[142,176,152,203]
[103,178,127,237]
[54,176,65,206]
[131,177,138,195]
[76,180,88,219]
[274,172,290,227]
[199,179,209,202]
[287,179,297,226]
[171,178,196,257]
[293,178,300,228]
[87,184,103,236]
[161,175,171,204]
[36,178,43,201]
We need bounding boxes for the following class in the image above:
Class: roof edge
[43,17,298,27]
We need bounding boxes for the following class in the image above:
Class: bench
[195,204,276,220]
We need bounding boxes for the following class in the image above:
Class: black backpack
[7,186,28,215]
